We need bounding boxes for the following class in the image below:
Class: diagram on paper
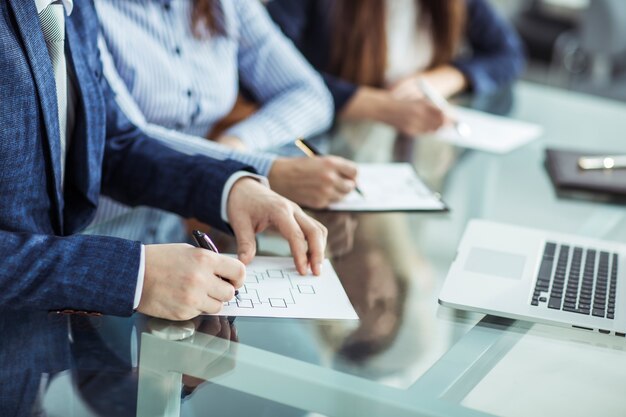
[226,268,316,309]
[208,257,358,320]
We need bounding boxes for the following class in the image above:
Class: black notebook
[545,148,626,199]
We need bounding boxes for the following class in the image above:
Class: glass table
[3,82,626,417]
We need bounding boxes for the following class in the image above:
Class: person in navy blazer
[267,0,526,135]
[0,0,327,321]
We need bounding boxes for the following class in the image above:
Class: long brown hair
[191,0,225,38]
[329,0,466,86]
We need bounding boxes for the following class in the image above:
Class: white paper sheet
[432,107,543,154]
[212,257,358,320]
[327,163,446,212]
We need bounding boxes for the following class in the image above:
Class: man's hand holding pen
[137,177,328,321]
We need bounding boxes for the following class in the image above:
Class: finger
[273,205,309,275]
[333,177,356,195]
[429,115,445,132]
[441,111,455,129]
[206,275,237,302]
[214,256,246,289]
[200,296,224,315]
[418,102,440,121]
[294,210,327,276]
[230,216,257,265]
[431,108,446,127]
[329,157,358,179]
[327,187,350,204]
[421,107,444,132]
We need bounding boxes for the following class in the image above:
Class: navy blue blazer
[0,0,251,316]
[267,0,526,113]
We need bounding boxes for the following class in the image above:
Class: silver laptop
[439,219,626,336]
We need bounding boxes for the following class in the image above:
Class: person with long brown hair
[267,0,526,136]
[92,0,359,245]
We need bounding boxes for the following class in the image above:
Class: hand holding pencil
[295,138,364,197]
[268,153,358,209]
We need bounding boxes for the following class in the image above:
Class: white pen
[417,78,472,138]
[578,155,626,170]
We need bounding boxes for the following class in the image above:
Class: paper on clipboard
[327,163,446,212]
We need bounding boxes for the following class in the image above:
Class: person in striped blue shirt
[89,0,357,243]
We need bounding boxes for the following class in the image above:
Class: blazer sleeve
[266,0,360,114]
[99,77,254,233]
[0,230,141,316]
[0,74,252,319]
[0,82,254,316]
[452,0,526,94]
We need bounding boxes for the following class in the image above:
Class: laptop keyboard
[531,242,619,319]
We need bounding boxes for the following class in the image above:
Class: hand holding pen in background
[295,138,364,198]
[417,79,472,138]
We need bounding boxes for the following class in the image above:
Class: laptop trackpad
[464,248,526,280]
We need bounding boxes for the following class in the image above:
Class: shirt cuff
[221,172,269,224]
[133,245,146,310]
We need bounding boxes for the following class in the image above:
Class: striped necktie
[38,1,68,183]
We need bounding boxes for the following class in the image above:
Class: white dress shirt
[96,0,332,150]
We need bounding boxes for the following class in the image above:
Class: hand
[215,135,247,151]
[383,97,446,136]
[389,74,425,101]
[226,178,328,275]
[391,66,468,99]
[138,244,246,321]
[340,87,446,135]
[268,156,358,209]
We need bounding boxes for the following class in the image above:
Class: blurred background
[492,0,626,101]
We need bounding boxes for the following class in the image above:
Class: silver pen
[578,155,626,170]
[417,78,472,138]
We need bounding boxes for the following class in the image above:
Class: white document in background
[328,163,446,212]
[432,107,543,154]
[212,257,358,320]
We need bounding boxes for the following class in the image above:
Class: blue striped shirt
[96,0,332,150]
[87,0,333,243]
